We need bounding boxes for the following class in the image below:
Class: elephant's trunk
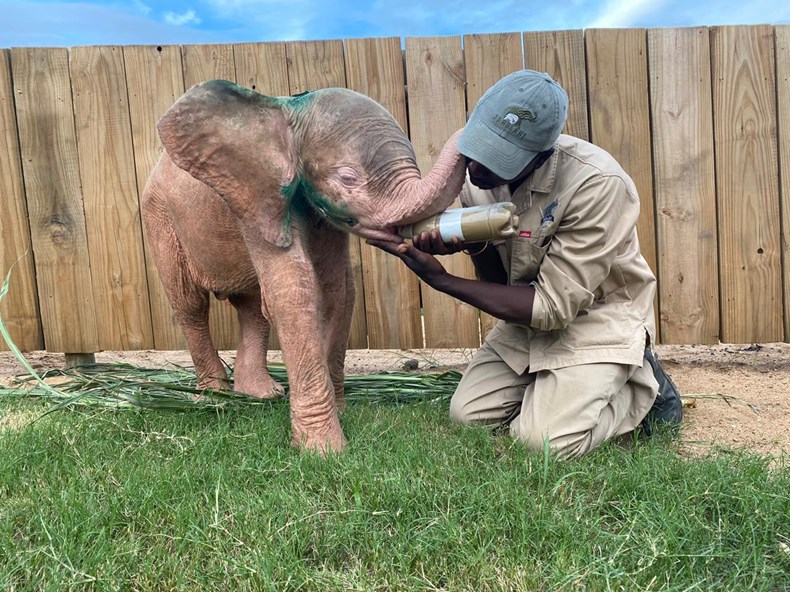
[374,129,468,228]
[388,130,466,226]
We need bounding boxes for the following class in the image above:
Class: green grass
[1,395,788,591]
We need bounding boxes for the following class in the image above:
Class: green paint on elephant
[211,79,316,111]
[262,89,316,111]
[280,176,357,240]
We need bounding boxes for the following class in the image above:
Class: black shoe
[640,348,683,437]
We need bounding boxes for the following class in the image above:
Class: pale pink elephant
[142,80,466,453]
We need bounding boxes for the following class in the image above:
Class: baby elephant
[142,80,466,453]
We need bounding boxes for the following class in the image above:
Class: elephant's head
[157,80,467,247]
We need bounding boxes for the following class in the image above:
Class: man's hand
[410,230,466,256]
[366,236,450,288]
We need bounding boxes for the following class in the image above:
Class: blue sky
[1,0,789,48]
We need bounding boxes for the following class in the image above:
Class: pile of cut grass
[0,361,462,414]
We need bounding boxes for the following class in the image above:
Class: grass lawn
[1,393,789,591]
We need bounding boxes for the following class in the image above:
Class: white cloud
[588,0,667,28]
[586,0,790,28]
[364,0,627,38]
[0,2,219,47]
[685,0,790,25]
[131,0,151,15]
[202,0,318,40]
[163,8,201,26]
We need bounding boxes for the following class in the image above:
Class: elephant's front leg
[255,241,346,454]
[312,228,355,409]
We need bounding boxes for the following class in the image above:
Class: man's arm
[409,231,508,285]
[367,237,534,326]
[431,269,535,326]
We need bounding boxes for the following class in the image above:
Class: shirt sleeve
[530,173,640,332]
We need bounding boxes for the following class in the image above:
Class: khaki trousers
[449,343,658,460]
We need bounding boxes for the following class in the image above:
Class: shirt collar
[463,170,512,203]
[523,142,560,194]
[463,144,558,203]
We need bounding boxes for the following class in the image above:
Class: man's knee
[449,393,476,426]
[512,421,597,460]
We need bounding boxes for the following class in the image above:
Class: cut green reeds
[0,362,463,413]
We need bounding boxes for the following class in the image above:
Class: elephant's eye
[335,166,361,188]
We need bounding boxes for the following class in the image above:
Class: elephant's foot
[194,374,231,401]
[234,373,285,400]
[198,376,230,389]
[291,414,347,455]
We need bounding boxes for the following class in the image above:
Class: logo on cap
[501,106,537,128]
[492,106,537,143]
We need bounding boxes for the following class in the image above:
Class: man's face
[465,151,551,191]
[466,159,510,190]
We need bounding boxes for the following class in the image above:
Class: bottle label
[438,209,465,241]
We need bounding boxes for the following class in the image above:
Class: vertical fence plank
[233,42,289,96]
[648,28,720,344]
[711,25,783,343]
[462,32,523,341]
[344,37,422,349]
[70,45,153,350]
[405,36,480,348]
[180,44,240,350]
[463,32,524,101]
[0,49,42,351]
[776,26,790,341]
[233,42,289,350]
[181,44,236,87]
[124,45,187,350]
[285,40,346,93]
[11,47,98,353]
[523,29,589,141]
[586,29,658,285]
[285,40,369,349]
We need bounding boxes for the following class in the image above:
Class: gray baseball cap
[458,70,568,180]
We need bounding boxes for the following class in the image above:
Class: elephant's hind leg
[142,195,228,392]
[228,293,285,399]
[177,294,230,393]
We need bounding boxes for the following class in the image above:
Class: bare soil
[1,343,789,461]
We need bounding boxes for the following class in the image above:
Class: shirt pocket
[509,235,551,285]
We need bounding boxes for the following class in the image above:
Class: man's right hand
[410,230,466,255]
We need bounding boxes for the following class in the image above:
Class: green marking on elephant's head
[220,80,261,100]
[281,90,316,112]
[280,176,357,236]
[199,80,301,113]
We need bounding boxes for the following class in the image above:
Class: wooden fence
[1,25,789,354]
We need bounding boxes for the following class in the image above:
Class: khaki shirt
[460,134,656,374]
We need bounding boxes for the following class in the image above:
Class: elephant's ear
[157,80,298,247]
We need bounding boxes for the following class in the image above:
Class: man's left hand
[366,238,449,287]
